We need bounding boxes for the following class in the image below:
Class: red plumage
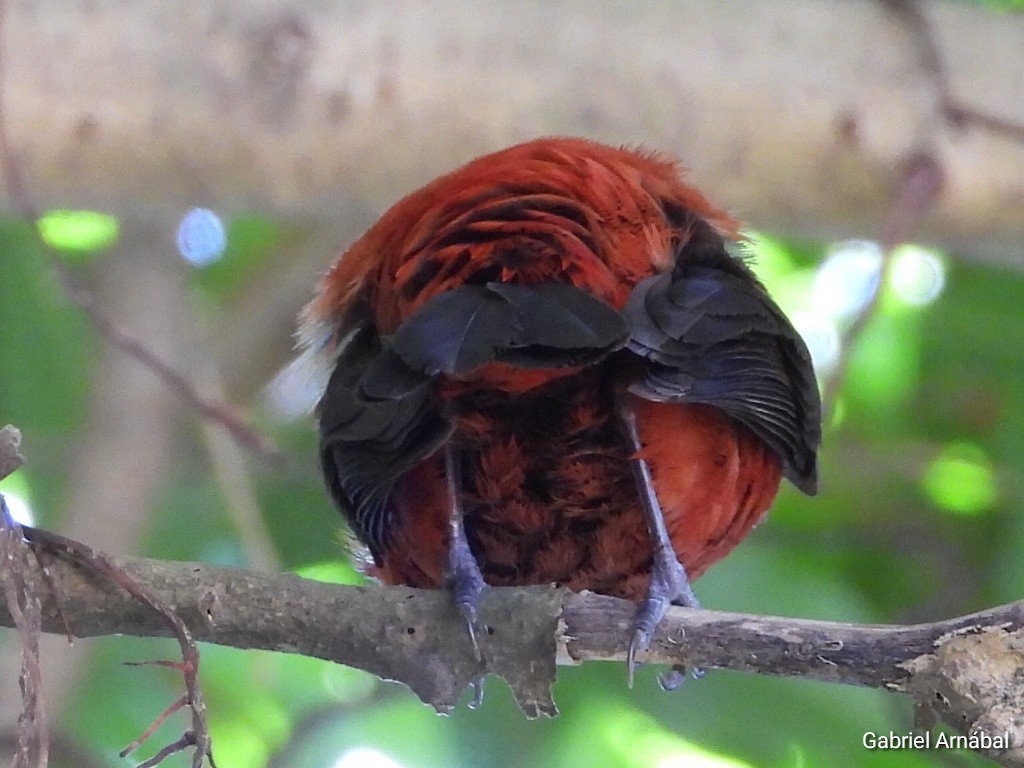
[302,137,820,666]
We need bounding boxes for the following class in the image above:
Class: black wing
[383,281,629,376]
[317,308,450,561]
[623,228,821,495]
[317,282,629,558]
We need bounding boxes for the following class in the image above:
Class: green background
[2,204,1019,768]
[3,0,1024,764]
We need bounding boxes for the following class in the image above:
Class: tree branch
[885,0,1024,143]
[1,540,1022,766]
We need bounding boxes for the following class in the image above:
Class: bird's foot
[627,545,700,688]
[445,525,490,708]
[442,441,488,706]
[445,515,488,662]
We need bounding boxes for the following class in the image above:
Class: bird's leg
[444,441,487,662]
[620,398,701,688]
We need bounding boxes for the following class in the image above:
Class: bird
[299,137,821,687]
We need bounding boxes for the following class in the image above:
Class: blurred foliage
[37,209,120,257]
[5,0,1024,745]
[2,191,1020,768]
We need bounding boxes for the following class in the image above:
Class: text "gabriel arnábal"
[863,731,1011,750]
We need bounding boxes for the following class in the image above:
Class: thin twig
[944,102,1024,144]
[67,293,284,467]
[16,527,218,768]
[135,732,201,768]
[119,695,187,760]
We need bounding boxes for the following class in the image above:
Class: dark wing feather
[318,281,628,557]
[317,314,450,560]
[624,241,821,495]
[385,281,628,375]
[388,285,518,376]
[490,282,629,351]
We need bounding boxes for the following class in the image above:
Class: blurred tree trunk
[2,0,1022,267]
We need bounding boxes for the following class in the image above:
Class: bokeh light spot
[889,245,946,307]
[177,208,227,266]
[1,492,34,527]
[1,473,35,528]
[922,442,998,516]
[333,747,406,768]
[37,209,119,253]
[813,240,882,321]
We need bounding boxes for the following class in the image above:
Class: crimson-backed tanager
[299,137,821,685]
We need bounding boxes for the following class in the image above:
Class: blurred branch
[199,418,281,572]
[2,534,1023,767]
[0,1,1021,267]
[0,1,283,469]
[885,0,1024,143]
[822,150,944,411]
[49,284,283,467]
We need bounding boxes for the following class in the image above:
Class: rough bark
[1,546,1022,766]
